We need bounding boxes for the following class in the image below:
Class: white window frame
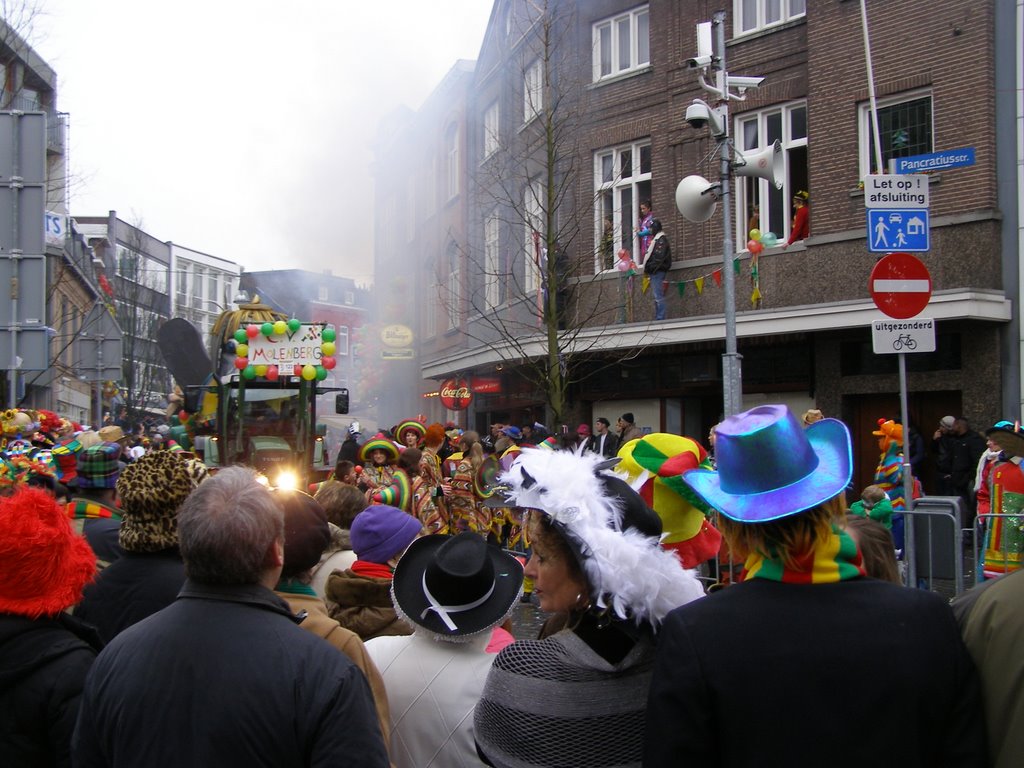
[858,89,933,177]
[593,140,652,273]
[446,243,460,330]
[484,212,501,310]
[734,0,806,36]
[524,178,543,295]
[592,5,650,82]
[483,101,500,159]
[523,59,543,124]
[446,125,459,201]
[335,325,350,356]
[734,101,807,246]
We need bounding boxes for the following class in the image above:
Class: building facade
[386,0,1021,494]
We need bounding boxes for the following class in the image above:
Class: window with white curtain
[592,5,650,82]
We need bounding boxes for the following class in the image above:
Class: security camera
[685,54,713,69]
[684,99,725,136]
[727,75,765,93]
[685,102,710,128]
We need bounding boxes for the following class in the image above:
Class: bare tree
[439,0,649,426]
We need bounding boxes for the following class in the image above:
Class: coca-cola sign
[439,378,472,410]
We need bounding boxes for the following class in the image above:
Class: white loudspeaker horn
[732,139,783,189]
[675,175,719,223]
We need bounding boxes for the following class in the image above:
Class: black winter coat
[0,613,102,767]
[75,549,185,643]
[643,233,672,275]
[73,581,389,768]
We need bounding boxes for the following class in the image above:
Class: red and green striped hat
[359,433,400,464]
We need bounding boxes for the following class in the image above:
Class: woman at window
[783,190,809,247]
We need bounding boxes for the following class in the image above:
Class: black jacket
[587,431,620,458]
[73,581,388,767]
[643,233,671,275]
[0,613,102,768]
[645,578,986,767]
[75,549,185,643]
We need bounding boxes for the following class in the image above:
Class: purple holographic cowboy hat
[682,404,852,523]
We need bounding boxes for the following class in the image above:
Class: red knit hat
[0,486,96,618]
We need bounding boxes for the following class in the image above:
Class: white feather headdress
[498,448,704,625]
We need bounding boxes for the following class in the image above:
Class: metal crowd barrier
[903,496,965,597]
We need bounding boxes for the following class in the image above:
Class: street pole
[7,113,21,409]
[714,10,742,417]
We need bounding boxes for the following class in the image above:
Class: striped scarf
[66,499,122,521]
[742,525,865,584]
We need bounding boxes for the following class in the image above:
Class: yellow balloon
[321,341,336,357]
[273,320,288,335]
[301,364,317,381]
[235,343,249,358]
[749,228,762,242]
[255,364,268,377]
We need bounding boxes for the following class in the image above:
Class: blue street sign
[892,147,975,174]
[867,209,929,253]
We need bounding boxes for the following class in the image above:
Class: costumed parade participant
[871,418,909,551]
[980,420,1024,579]
[358,433,399,502]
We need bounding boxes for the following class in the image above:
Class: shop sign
[439,378,472,410]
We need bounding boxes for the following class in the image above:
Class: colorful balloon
[322,355,336,370]
[234,356,248,370]
[322,327,336,343]
[748,239,764,255]
[261,322,274,337]
[287,318,301,333]
[233,328,247,344]
[235,343,248,358]
[266,365,279,381]
[749,228,762,242]
[315,366,328,381]
[321,341,336,357]
[255,364,268,377]
[761,232,778,248]
[301,364,317,381]
[293,364,304,377]
[273,320,288,335]
[242,365,256,380]
[245,324,259,339]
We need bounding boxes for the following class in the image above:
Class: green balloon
[287,318,301,333]
[243,365,257,379]
[321,327,336,343]
[315,366,328,381]
[260,322,274,337]
[233,328,247,343]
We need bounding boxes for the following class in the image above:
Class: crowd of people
[0,402,1019,767]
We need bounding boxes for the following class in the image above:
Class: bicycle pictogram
[892,333,917,351]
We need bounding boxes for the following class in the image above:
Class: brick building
[380,0,1020,493]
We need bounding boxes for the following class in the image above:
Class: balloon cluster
[615,248,638,276]
[746,228,778,254]
[230,321,338,382]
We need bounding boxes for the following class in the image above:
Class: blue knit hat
[350,504,423,564]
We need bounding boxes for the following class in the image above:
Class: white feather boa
[499,447,705,625]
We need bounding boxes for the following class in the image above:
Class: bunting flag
[695,277,705,294]
[751,286,762,304]
[676,282,685,297]
[641,275,650,294]
[712,269,722,287]
[620,252,770,307]
[733,258,741,275]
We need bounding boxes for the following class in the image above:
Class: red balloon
[293,364,303,377]
[322,356,336,370]
[178,410,188,421]
[234,356,248,370]
[266,365,279,381]
[245,324,259,339]
[747,240,764,255]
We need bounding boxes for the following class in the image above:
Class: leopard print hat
[116,451,207,553]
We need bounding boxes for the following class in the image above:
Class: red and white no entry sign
[869,252,931,319]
